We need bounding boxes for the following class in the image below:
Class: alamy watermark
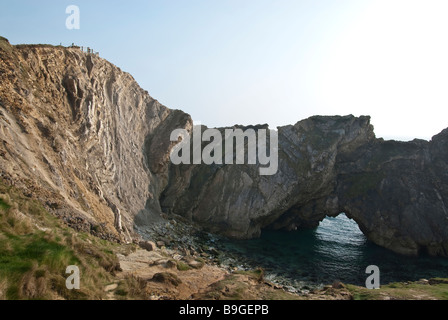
[365,265,380,289]
[66,5,80,30]
[170,124,278,175]
[65,265,80,290]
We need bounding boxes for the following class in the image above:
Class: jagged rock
[139,241,156,252]
[1,37,448,258]
[0,38,185,244]
[165,260,177,269]
[161,115,375,239]
[161,116,448,256]
[184,257,205,270]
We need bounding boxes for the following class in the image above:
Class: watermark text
[170,125,278,175]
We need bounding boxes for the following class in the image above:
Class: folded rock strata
[1,37,447,256]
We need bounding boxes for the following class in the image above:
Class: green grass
[346,281,448,300]
[0,180,128,300]
[113,275,148,300]
[176,261,192,271]
[236,268,265,282]
[0,198,10,210]
[0,232,80,299]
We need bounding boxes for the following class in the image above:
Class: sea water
[216,213,448,289]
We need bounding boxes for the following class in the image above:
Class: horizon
[1,0,448,141]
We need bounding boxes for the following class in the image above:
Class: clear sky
[1,0,448,140]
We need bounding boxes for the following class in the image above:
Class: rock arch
[159,116,448,257]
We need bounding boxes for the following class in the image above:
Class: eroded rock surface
[160,116,448,256]
[1,37,448,256]
[0,38,180,242]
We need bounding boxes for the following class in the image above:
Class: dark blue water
[216,214,448,288]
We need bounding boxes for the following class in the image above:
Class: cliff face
[0,38,189,241]
[1,37,448,256]
[161,116,375,238]
[334,130,448,256]
[161,117,448,256]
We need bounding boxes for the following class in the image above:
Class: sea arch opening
[218,212,374,287]
[310,213,369,282]
[314,213,367,256]
[216,214,448,290]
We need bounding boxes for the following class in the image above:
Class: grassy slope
[346,280,448,300]
[0,179,144,300]
[1,177,448,300]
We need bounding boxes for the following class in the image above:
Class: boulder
[139,240,157,252]
[151,272,182,286]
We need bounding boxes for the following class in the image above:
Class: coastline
[130,212,448,300]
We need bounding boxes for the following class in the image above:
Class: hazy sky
[1,0,448,140]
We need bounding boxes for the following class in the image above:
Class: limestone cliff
[0,37,188,242]
[1,37,448,256]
